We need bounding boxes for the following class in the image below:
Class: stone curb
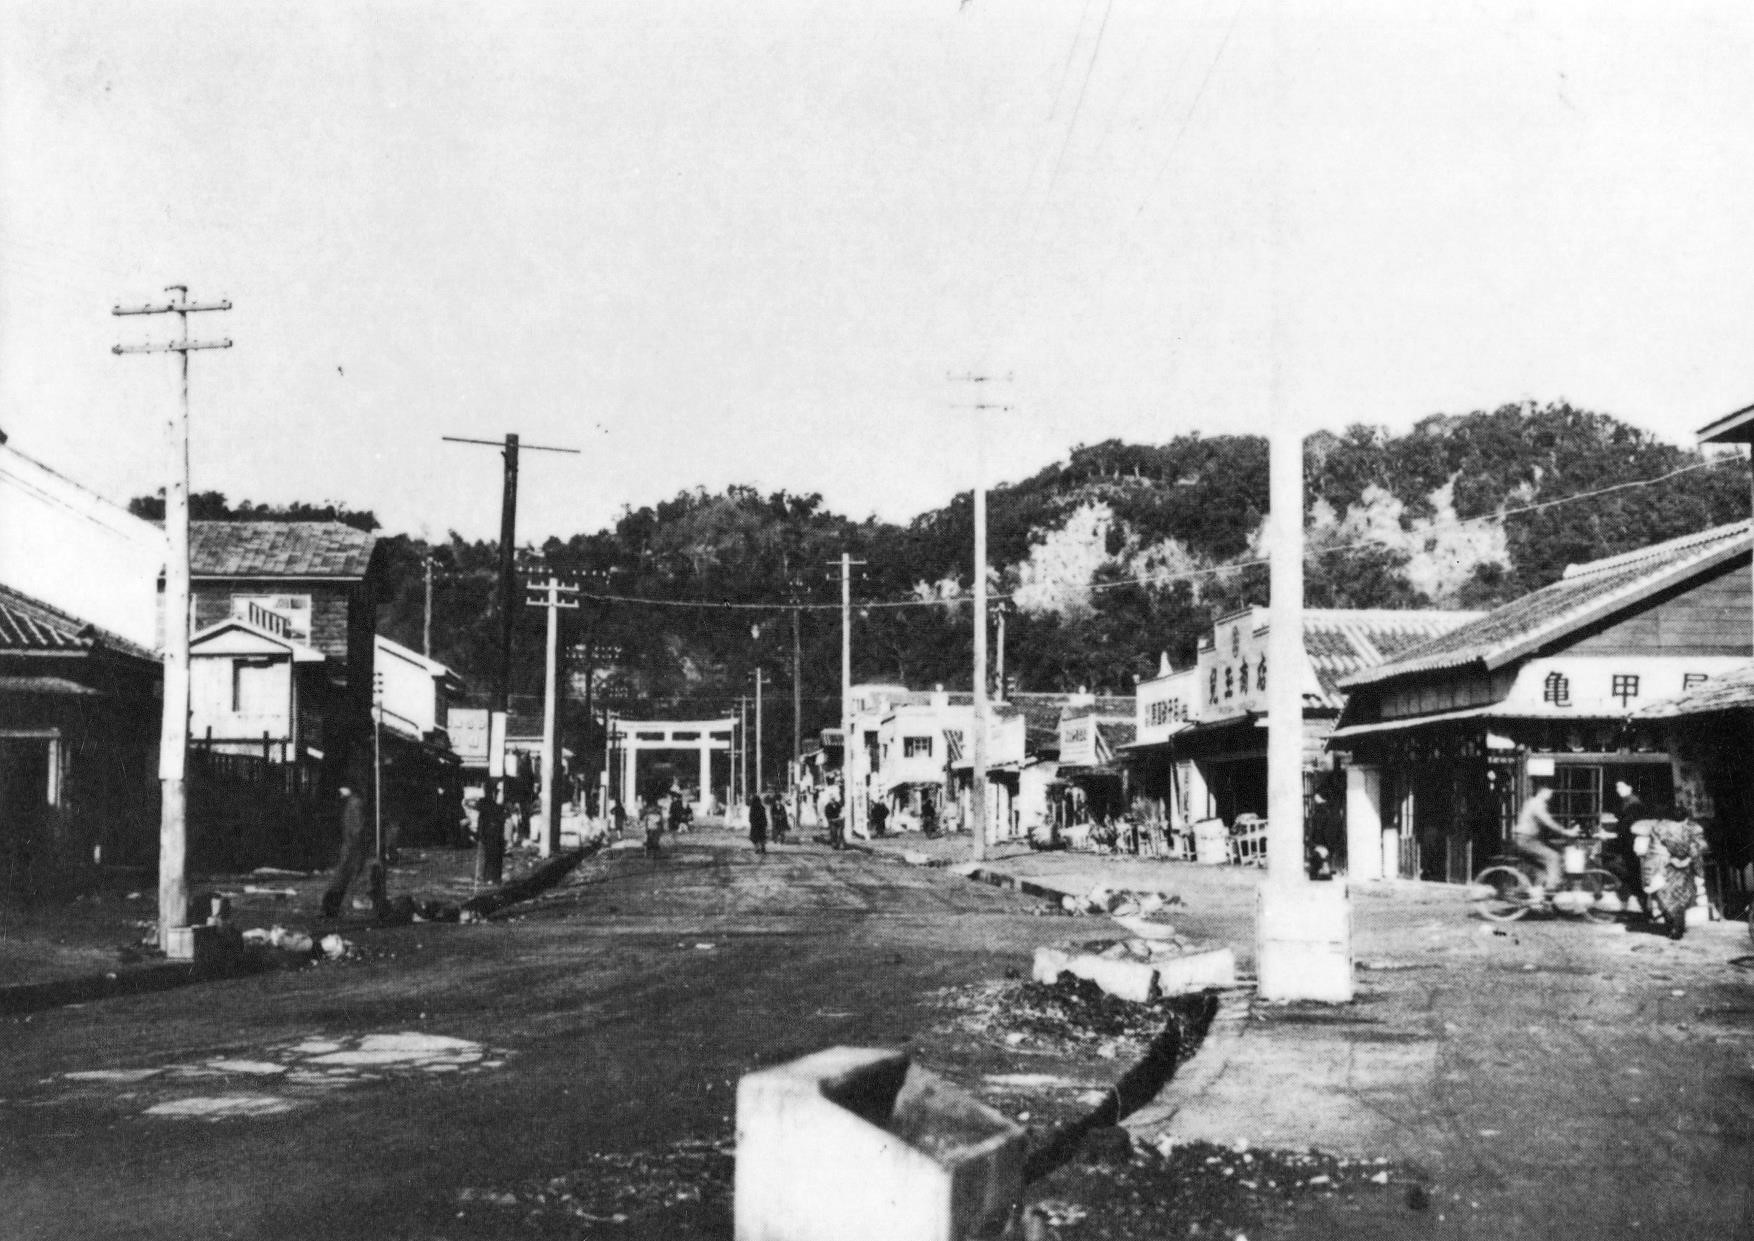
[840,841,1254,1131]
[0,957,275,1018]
[1118,987,1253,1137]
[0,845,601,1018]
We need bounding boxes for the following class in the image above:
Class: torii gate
[613,718,735,814]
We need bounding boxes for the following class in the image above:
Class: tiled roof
[1634,660,1754,719]
[1342,521,1752,688]
[190,521,378,579]
[1302,607,1483,706]
[0,583,156,661]
[1099,720,1137,748]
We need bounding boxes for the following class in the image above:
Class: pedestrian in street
[1644,808,1709,940]
[869,798,889,838]
[768,793,789,845]
[641,796,665,858]
[919,796,938,838]
[824,791,845,850]
[322,779,377,919]
[747,792,768,855]
[1611,780,1652,920]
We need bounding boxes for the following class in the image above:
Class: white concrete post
[699,744,712,815]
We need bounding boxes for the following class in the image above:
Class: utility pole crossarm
[112,339,233,354]
[443,435,581,455]
[113,299,232,316]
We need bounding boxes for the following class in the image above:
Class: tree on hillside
[128,490,379,531]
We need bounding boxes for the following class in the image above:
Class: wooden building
[1126,608,1479,869]
[1332,522,1753,883]
[183,521,382,787]
[0,583,160,897]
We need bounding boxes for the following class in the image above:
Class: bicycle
[1469,831,1627,923]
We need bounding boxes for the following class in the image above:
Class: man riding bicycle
[1512,785,1576,897]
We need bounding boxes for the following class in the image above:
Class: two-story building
[183,521,382,789]
[871,690,973,832]
[1331,522,1752,884]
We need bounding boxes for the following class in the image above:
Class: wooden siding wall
[1380,669,1515,721]
[1561,560,1752,658]
[191,579,356,661]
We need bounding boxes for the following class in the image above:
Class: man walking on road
[322,779,378,919]
[747,792,768,855]
[824,789,844,850]
[1612,780,1651,919]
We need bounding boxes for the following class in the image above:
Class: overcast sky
[3,1,1752,543]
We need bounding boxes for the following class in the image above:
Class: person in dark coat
[747,793,768,855]
[1612,781,1651,919]
[768,793,789,845]
[824,791,844,850]
[322,781,375,919]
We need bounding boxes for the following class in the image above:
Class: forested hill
[147,402,1751,757]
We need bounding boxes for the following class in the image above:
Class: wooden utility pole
[372,670,385,861]
[423,556,434,657]
[791,603,802,796]
[830,554,865,835]
[735,695,750,805]
[994,602,1008,702]
[443,434,577,883]
[113,286,231,959]
[951,373,1011,862]
[753,666,765,797]
[525,575,579,856]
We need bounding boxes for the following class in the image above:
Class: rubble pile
[454,1137,734,1230]
[929,976,1209,1063]
[1019,1136,1433,1239]
[1059,885,1182,919]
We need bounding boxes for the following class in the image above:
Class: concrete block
[1032,945,1073,985]
[1256,881,1353,1003]
[735,1046,1025,1241]
[1035,942,1234,999]
[1152,947,1235,995]
[161,924,220,964]
[1078,954,1160,1003]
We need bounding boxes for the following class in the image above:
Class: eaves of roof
[1340,522,1752,690]
[0,582,157,662]
[1634,659,1754,719]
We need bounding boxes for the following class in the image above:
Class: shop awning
[1326,700,1652,742]
[1326,706,1496,740]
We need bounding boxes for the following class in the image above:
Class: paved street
[4,830,1753,1240]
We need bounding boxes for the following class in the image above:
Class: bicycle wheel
[1576,869,1626,923]
[1470,865,1533,921]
